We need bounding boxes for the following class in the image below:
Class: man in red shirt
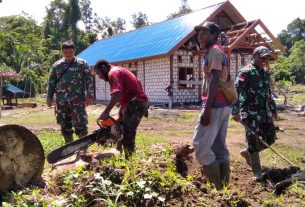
[94,59,148,156]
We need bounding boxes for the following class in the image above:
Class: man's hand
[85,96,93,106]
[232,114,241,122]
[200,107,211,126]
[47,99,53,107]
[100,110,110,120]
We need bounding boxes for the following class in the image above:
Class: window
[179,67,194,89]
[190,56,193,63]
[241,56,245,66]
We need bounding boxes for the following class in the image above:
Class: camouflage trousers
[56,100,88,142]
[243,118,276,153]
[119,100,149,155]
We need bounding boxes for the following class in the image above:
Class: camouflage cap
[253,46,271,58]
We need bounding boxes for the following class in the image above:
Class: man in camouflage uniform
[47,40,94,144]
[232,46,277,180]
[94,59,148,157]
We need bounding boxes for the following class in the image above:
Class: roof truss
[223,19,285,58]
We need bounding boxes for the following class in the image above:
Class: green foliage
[131,12,150,29]
[167,0,192,19]
[272,40,305,85]
[80,0,94,33]
[93,16,126,38]
[287,40,305,84]
[69,0,81,44]
[278,17,305,51]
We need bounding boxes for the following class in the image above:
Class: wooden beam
[224,1,247,23]
[258,19,286,54]
[229,19,260,51]
[226,28,248,36]
[222,20,256,31]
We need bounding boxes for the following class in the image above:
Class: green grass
[288,84,305,92]
[36,130,65,154]
[17,96,47,104]
[260,143,305,169]
[287,84,305,105]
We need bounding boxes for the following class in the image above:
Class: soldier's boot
[249,152,263,181]
[202,161,222,190]
[62,133,73,144]
[240,148,251,167]
[220,162,230,187]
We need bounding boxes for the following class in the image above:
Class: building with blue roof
[78,0,284,106]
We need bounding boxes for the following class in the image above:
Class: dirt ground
[1,104,305,206]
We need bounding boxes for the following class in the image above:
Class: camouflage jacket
[232,61,276,122]
[47,57,94,102]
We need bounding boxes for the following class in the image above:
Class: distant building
[78,0,284,106]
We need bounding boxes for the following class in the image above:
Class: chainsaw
[47,116,123,164]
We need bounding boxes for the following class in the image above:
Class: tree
[42,0,70,50]
[287,40,305,84]
[94,16,126,38]
[131,12,150,29]
[0,16,43,73]
[112,17,126,35]
[278,18,305,51]
[271,40,305,85]
[167,0,192,19]
[69,0,81,44]
[80,0,93,33]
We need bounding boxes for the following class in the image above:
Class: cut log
[0,125,45,192]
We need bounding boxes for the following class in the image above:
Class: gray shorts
[192,106,231,165]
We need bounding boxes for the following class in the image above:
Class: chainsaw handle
[96,116,122,127]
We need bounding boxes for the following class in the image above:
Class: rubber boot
[249,152,263,181]
[202,161,222,190]
[240,148,251,167]
[220,162,230,187]
[63,133,73,144]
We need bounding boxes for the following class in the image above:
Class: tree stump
[0,125,45,192]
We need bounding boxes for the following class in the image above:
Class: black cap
[194,21,220,35]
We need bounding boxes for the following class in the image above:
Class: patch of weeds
[260,194,284,207]
[176,112,197,120]
[136,131,166,146]
[36,130,64,154]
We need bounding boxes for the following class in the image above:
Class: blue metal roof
[4,84,24,94]
[78,2,224,65]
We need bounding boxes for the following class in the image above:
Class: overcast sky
[0,0,304,35]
